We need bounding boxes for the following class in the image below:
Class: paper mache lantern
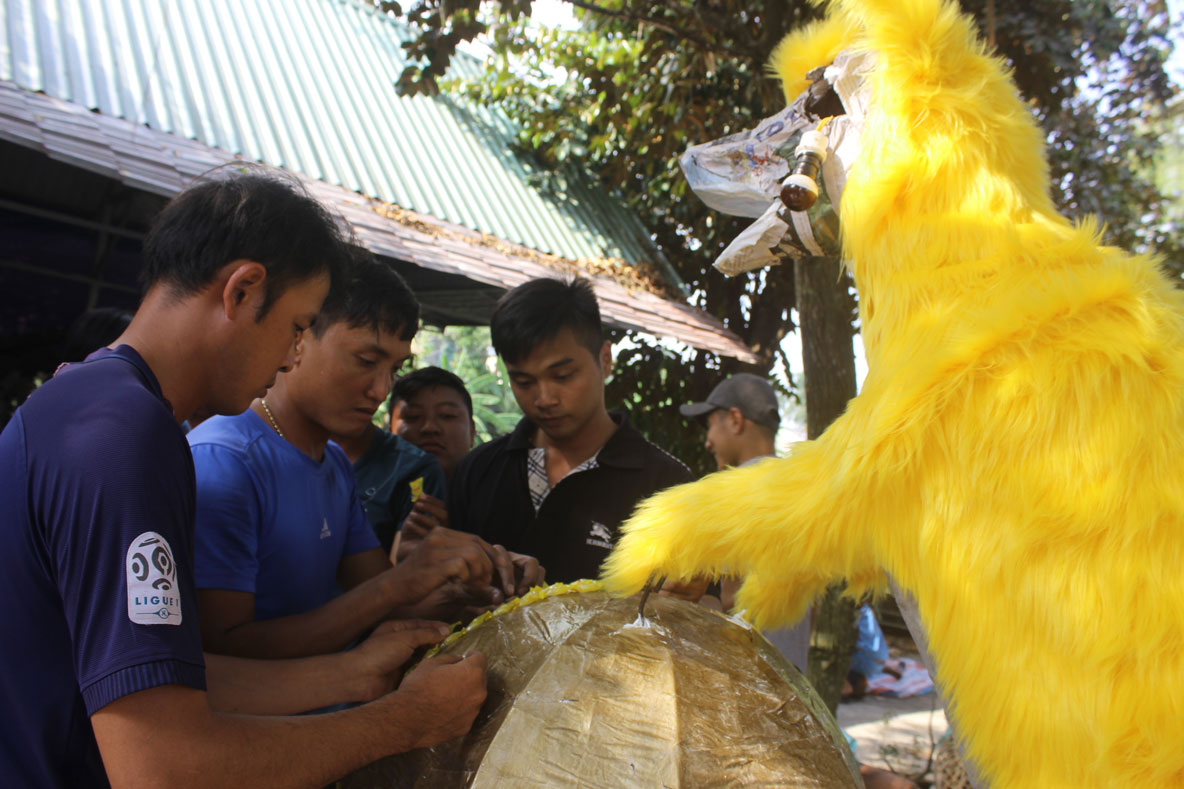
[344,581,861,788]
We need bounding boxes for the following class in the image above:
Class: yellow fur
[604,0,1184,785]
[768,14,858,103]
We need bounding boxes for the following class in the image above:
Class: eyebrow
[358,343,392,359]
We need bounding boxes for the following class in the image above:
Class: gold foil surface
[345,585,861,788]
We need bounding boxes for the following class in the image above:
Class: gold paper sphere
[346,583,861,788]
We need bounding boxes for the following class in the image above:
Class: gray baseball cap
[679,373,780,430]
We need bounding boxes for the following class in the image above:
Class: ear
[221,260,268,321]
[290,331,306,368]
[726,407,746,434]
[598,340,612,378]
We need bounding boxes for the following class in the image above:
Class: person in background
[189,252,531,661]
[390,366,476,484]
[331,400,446,558]
[448,277,692,583]
[678,373,812,671]
[0,172,487,787]
[388,366,477,556]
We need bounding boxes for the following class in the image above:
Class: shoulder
[187,413,265,454]
[22,357,185,473]
[608,414,692,481]
[636,439,693,481]
[187,415,274,492]
[457,433,514,472]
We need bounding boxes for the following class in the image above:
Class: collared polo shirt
[449,412,692,582]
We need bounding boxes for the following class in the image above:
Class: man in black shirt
[449,277,692,583]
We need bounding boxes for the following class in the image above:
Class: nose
[367,369,393,405]
[421,413,441,436]
[278,341,298,374]
[535,381,559,409]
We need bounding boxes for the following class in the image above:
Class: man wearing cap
[680,373,783,471]
[679,373,811,671]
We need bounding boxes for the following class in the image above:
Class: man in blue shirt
[0,174,489,787]
[191,252,538,659]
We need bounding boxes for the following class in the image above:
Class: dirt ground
[839,692,947,782]
[836,637,948,786]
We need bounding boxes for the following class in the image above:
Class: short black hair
[311,248,420,341]
[490,277,603,365]
[392,366,473,417]
[141,171,350,317]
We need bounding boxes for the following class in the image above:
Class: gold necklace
[260,398,285,439]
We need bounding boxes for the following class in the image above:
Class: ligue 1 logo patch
[126,531,182,626]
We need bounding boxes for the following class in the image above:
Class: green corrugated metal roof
[0,0,673,279]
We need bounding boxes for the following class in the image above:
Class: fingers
[488,544,516,597]
[417,653,462,668]
[509,552,545,596]
[414,494,449,523]
[400,513,435,541]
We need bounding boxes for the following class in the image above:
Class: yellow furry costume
[603,0,1184,785]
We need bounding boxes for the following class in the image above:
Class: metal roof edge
[0,81,757,361]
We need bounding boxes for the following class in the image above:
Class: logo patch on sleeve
[126,531,182,626]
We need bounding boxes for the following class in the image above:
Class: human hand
[400,493,450,546]
[350,619,451,703]
[659,575,711,602]
[386,528,511,610]
[394,579,501,624]
[507,551,546,597]
[393,652,489,750]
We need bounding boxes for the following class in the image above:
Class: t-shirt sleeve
[34,410,206,714]
[190,444,263,594]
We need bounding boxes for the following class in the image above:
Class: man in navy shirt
[0,174,489,786]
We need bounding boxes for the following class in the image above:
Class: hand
[507,551,545,596]
[399,494,450,559]
[385,528,506,610]
[394,579,501,624]
[393,652,489,750]
[350,619,451,703]
[659,575,711,602]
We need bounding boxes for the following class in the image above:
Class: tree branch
[562,0,754,61]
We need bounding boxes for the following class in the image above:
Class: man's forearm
[206,574,405,659]
[94,685,418,788]
[205,652,374,714]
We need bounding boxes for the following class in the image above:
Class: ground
[837,636,950,787]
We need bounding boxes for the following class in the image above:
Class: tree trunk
[793,255,859,715]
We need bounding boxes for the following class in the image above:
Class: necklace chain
[260,398,285,439]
